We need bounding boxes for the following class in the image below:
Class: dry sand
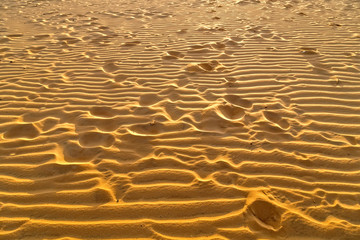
[1,0,360,239]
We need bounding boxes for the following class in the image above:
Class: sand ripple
[1,0,360,239]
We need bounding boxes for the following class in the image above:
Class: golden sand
[0,0,360,239]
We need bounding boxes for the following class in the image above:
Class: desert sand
[0,0,360,239]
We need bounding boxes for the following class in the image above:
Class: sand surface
[1,0,360,239]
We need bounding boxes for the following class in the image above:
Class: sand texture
[1,0,360,239]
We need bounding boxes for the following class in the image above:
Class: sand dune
[1,0,360,239]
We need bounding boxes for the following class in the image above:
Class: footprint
[209,42,226,50]
[196,24,225,32]
[237,0,260,5]
[162,55,177,60]
[222,37,239,46]
[263,111,281,123]
[162,51,185,60]
[0,219,28,231]
[260,32,274,39]
[63,141,102,162]
[329,22,341,27]
[113,74,129,82]
[297,12,307,16]
[89,106,115,118]
[217,104,245,120]
[139,93,161,106]
[187,43,216,54]
[176,76,189,87]
[299,47,319,55]
[164,102,186,120]
[275,74,297,83]
[224,95,252,108]
[7,34,23,38]
[27,46,47,54]
[83,51,96,59]
[121,40,141,47]
[0,48,11,53]
[32,34,51,40]
[40,117,59,132]
[263,111,289,129]
[198,62,215,71]
[189,44,207,50]
[129,122,164,136]
[102,62,119,73]
[3,123,40,139]
[79,131,115,147]
[344,135,357,145]
[195,115,232,133]
[176,29,187,34]
[92,188,114,204]
[76,117,119,132]
[245,25,262,33]
[185,60,225,72]
[57,36,81,45]
[276,95,291,107]
[0,37,10,43]
[248,199,282,231]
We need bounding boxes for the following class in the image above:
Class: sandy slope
[0,0,360,239]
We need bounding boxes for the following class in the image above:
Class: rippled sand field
[1,0,360,239]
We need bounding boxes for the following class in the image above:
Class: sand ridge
[0,0,360,239]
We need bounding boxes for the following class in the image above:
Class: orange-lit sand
[1,0,360,239]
